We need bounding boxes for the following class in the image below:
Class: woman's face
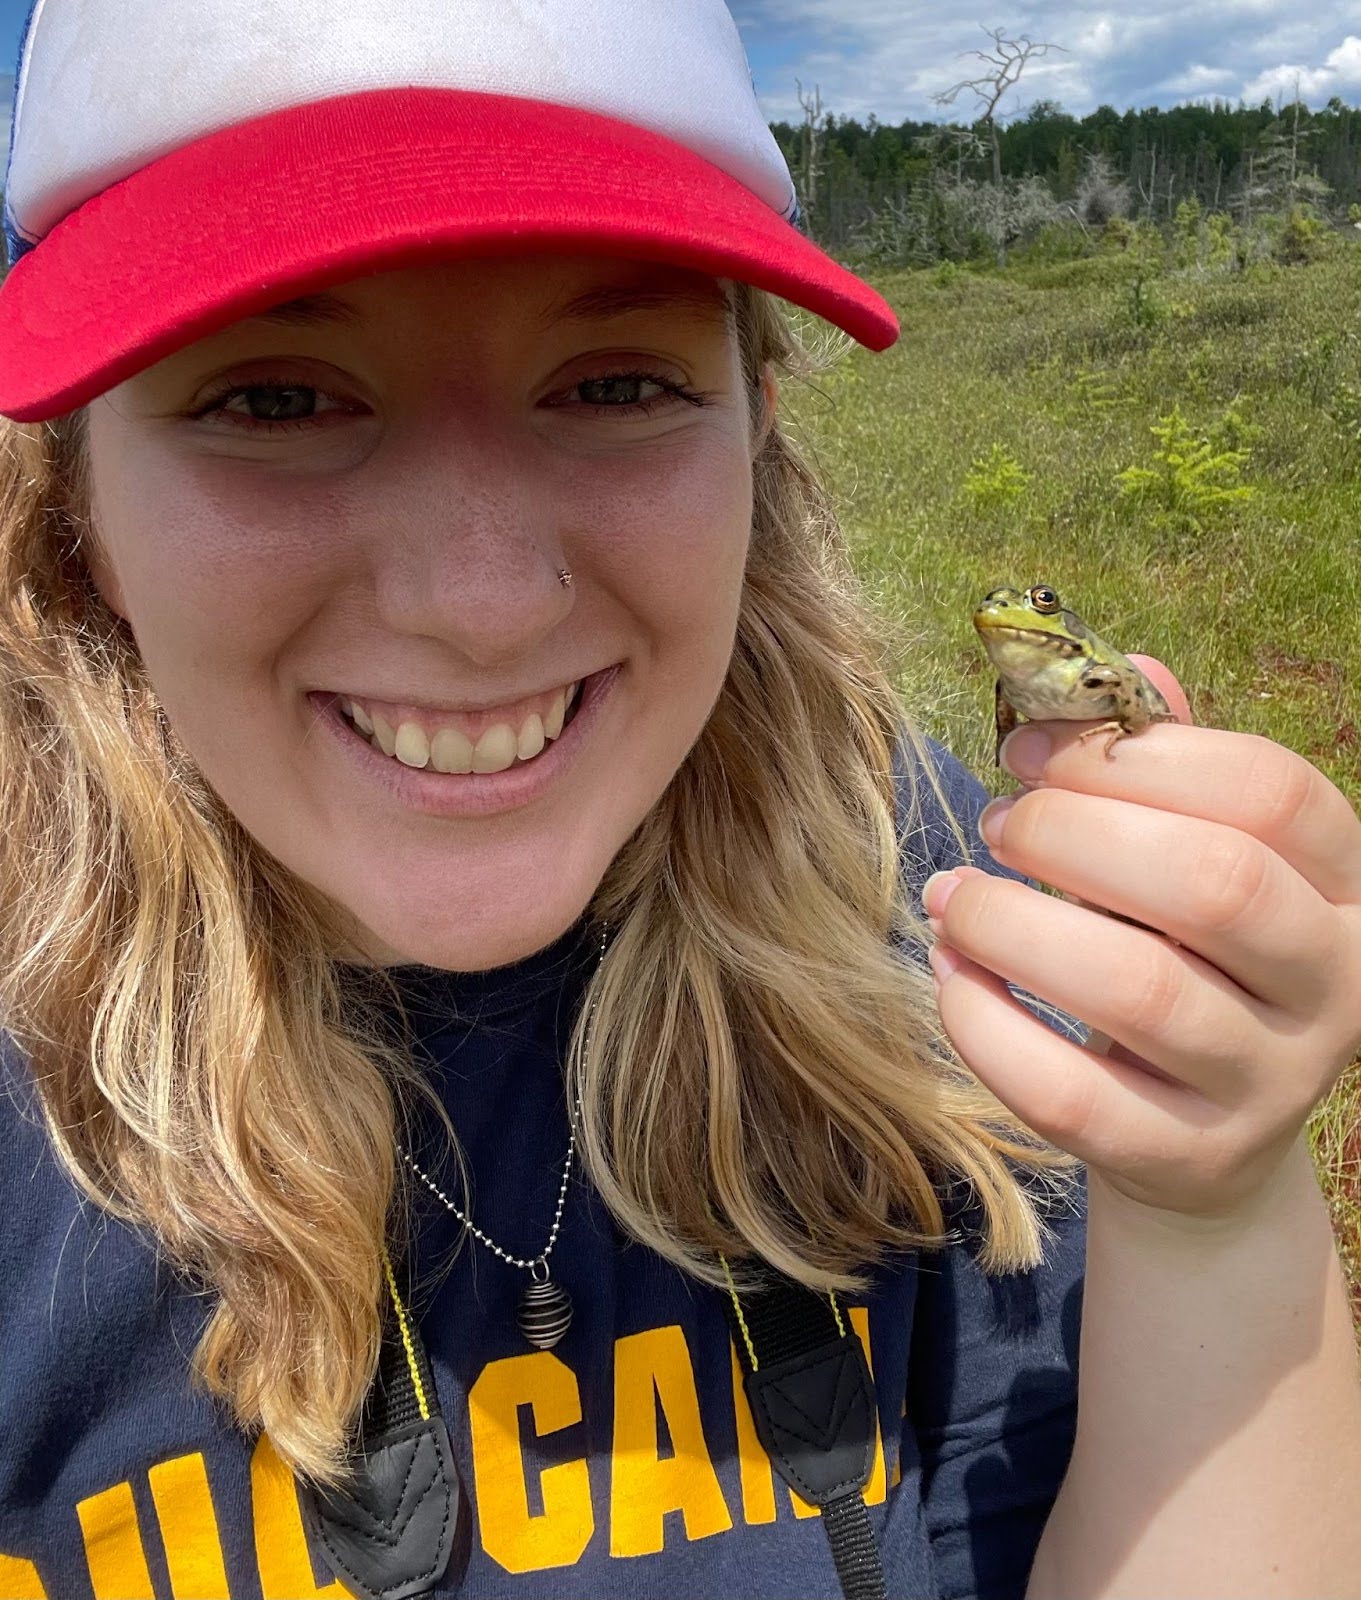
[85,254,776,970]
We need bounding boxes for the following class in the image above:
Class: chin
[347,891,592,971]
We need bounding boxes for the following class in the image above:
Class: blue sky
[3,0,1360,171]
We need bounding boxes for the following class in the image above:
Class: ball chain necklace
[396,917,607,1351]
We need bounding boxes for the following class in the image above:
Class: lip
[307,666,619,818]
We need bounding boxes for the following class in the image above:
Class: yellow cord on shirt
[380,1244,430,1422]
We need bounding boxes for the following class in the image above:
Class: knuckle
[1238,736,1317,845]
[1037,1057,1101,1147]
[1181,835,1272,934]
[1106,945,1189,1036]
[944,871,1008,947]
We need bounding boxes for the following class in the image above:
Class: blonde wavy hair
[0,277,1079,1489]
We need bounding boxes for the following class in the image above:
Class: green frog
[973,584,1175,765]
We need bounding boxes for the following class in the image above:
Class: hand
[922,659,1361,1221]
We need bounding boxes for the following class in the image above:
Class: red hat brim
[0,86,900,422]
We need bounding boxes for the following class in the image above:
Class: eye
[556,369,713,416]
[190,377,354,434]
[1028,585,1060,612]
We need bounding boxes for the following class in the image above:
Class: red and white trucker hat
[0,0,900,424]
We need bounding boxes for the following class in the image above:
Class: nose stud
[558,568,573,589]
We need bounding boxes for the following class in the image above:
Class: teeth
[338,680,583,773]
[431,725,475,774]
[517,713,547,762]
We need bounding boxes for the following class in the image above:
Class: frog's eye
[1028,585,1060,612]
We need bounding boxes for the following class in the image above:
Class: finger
[1126,654,1194,724]
[977,787,1341,1014]
[999,720,1361,907]
[929,941,1228,1179]
[928,870,1268,1106]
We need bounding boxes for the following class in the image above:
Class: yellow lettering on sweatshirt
[0,1552,47,1599]
[45,1308,896,1595]
[469,1350,594,1575]
[76,1481,154,1600]
[249,1434,350,1599]
[610,1325,733,1557]
[848,1307,888,1507]
[147,1452,231,1599]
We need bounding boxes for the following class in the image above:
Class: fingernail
[999,727,1050,783]
[978,795,1016,849]
[929,942,962,983]
[922,870,960,920]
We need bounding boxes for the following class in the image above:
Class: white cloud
[1158,63,1237,95]
[1242,35,1361,103]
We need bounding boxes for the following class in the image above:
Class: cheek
[567,427,753,640]
[89,453,355,786]
[97,454,350,650]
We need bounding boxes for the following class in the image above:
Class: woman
[0,2,1357,1598]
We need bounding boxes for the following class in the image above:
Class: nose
[366,422,573,668]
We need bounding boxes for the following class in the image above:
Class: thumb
[1127,654,1194,725]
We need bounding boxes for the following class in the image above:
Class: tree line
[772,82,1361,266]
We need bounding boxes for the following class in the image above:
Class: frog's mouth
[975,622,1057,645]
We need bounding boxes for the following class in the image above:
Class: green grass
[778,246,1361,1329]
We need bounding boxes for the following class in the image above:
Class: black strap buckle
[301,1416,459,1600]
[721,1255,887,1600]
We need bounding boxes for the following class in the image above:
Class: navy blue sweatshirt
[0,741,1086,1600]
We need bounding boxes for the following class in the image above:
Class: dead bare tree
[1136,143,1158,220]
[794,79,828,227]
[934,25,1067,265]
[1075,150,1131,227]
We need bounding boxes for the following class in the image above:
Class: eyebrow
[245,280,734,330]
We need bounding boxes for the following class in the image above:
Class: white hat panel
[6,0,796,251]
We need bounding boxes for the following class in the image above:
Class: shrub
[1172,197,1203,269]
[965,444,1033,512]
[1208,395,1266,456]
[1277,205,1328,267]
[1116,403,1256,539]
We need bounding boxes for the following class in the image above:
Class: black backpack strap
[719,1254,887,1600]
[297,1246,460,1600]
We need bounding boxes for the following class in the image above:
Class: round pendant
[517,1277,573,1349]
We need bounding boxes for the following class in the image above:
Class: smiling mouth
[334,679,593,773]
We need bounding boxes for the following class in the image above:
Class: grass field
[777,242,1361,1328]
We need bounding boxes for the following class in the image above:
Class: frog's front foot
[1076,720,1128,759]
